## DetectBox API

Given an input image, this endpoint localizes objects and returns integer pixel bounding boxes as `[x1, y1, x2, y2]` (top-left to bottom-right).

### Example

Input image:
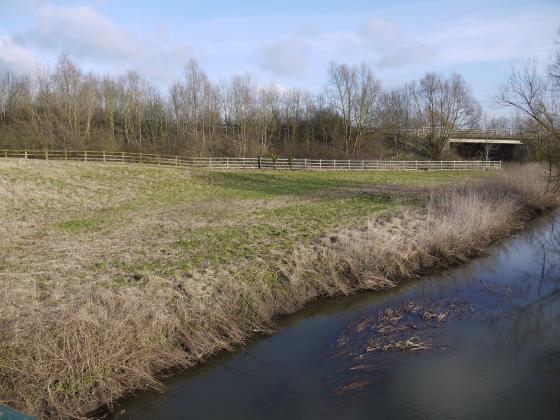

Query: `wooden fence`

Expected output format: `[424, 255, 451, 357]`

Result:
[0, 150, 502, 171]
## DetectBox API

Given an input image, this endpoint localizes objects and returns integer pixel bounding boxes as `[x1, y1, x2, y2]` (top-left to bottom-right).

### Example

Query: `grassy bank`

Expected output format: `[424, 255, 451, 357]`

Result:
[0, 161, 553, 419]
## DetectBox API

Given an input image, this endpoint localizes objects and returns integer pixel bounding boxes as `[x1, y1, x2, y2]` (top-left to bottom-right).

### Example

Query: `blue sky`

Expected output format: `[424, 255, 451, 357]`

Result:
[1, 0, 559, 114]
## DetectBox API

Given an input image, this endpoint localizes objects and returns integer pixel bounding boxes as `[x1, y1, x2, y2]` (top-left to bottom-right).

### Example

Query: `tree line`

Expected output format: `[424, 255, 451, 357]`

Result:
[0, 41, 558, 160]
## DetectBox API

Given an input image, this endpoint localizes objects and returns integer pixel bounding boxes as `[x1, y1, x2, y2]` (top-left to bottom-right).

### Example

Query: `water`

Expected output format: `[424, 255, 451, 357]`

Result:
[112, 214, 560, 420]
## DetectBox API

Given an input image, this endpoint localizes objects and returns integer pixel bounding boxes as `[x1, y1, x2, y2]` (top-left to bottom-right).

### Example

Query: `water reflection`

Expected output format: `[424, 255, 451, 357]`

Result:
[112, 213, 560, 420]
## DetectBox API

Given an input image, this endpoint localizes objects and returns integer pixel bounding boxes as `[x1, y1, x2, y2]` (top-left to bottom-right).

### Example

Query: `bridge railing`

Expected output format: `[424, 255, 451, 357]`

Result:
[452, 128, 534, 138]
[0, 150, 502, 171]
[410, 127, 544, 138]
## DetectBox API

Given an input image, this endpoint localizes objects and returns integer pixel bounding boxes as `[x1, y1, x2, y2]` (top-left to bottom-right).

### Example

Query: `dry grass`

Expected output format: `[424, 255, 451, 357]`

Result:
[0, 161, 555, 419]
[289, 164, 558, 295]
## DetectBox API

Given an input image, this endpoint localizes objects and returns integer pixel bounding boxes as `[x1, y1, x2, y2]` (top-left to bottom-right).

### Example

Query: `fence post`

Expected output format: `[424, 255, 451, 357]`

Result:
[84, 151, 87, 162]
[362, 160, 365, 170]
[319, 159, 322, 170]
[453, 161, 456, 170]
[258, 156, 261, 169]
[139, 152, 142, 164]
[440, 161, 443, 171]
[3, 150, 7, 159]
[45, 150, 48, 160]
[175, 156, 178, 167]
[304, 157, 307, 169]
[209, 156, 212, 169]
[121, 152, 125, 163]
[25, 150, 28, 159]
[348, 159, 350, 169]
[334, 159, 336, 170]
[64, 150, 68, 161]
[415, 161, 418, 170]
[103, 151, 106, 163]
[227, 156, 230, 169]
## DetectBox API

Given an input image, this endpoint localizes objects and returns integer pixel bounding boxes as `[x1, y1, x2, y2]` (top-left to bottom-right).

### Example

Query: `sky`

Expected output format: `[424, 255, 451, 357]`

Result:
[0, 0, 559, 114]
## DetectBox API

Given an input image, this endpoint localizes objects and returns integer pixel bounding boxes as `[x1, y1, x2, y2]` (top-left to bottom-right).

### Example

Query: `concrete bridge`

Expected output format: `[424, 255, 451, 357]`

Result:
[444, 128, 540, 159]
[447, 128, 535, 146]
[399, 127, 543, 145]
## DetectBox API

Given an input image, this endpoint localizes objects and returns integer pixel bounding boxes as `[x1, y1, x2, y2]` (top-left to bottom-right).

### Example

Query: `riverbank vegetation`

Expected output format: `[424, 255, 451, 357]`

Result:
[0, 160, 556, 418]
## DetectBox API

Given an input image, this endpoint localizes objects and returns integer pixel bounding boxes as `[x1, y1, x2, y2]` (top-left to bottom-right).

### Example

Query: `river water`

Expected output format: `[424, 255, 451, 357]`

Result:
[112, 213, 560, 420]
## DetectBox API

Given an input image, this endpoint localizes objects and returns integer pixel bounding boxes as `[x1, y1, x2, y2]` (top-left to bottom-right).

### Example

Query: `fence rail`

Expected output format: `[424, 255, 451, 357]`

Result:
[0, 150, 502, 171]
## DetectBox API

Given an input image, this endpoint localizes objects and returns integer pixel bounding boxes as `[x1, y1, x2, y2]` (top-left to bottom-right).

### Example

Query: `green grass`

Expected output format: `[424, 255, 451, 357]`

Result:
[175, 196, 397, 271]
[2, 160, 491, 279]
[57, 217, 105, 232]
[196, 170, 484, 197]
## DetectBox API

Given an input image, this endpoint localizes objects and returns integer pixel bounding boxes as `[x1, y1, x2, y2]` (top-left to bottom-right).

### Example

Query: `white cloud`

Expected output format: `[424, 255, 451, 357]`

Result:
[34, 4, 142, 60]
[260, 39, 310, 75]
[426, 16, 556, 65]
[377, 42, 435, 69]
[0, 35, 38, 73]
[357, 17, 434, 69]
[138, 45, 193, 83]
[355, 14, 554, 70]
[2, 2, 195, 84]
[359, 18, 401, 51]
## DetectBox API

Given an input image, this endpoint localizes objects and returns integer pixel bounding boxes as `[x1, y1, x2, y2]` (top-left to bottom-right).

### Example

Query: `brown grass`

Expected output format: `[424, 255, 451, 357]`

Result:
[0, 163, 557, 419]
[290, 164, 558, 294]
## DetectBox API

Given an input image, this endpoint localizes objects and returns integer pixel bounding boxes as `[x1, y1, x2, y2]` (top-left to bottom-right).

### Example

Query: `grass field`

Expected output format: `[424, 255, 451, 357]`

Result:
[4, 160, 543, 419]
[1, 160, 481, 280]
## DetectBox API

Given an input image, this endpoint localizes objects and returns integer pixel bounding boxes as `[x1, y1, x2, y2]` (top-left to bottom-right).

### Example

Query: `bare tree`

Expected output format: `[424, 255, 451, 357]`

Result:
[144, 84, 168, 152]
[410, 73, 480, 159]
[255, 85, 280, 154]
[119, 71, 145, 149]
[497, 30, 560, 182]
[169, 80, 187, 149]
[379, 85, 418, 156]
[282, 88, 305, 153]
[326, 62, 381, 156]
[549, 28, 560, 87]
[497, 60, 560, 141]
[101, 76, 119, 149]
[227, 74, 256, 156]
[52, 54, 84, 146]
[0, 72, 14, 125]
